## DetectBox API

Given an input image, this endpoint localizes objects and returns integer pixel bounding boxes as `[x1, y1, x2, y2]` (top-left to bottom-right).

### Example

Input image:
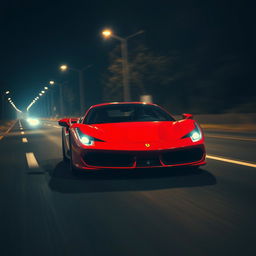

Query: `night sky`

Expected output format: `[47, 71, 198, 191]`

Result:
[0, 0, 255, 112]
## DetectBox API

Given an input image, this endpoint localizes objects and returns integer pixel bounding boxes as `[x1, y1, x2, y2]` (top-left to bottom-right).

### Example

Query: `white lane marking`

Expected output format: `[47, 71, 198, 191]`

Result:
[206, 154, 256, 168]
[21, 131, 25, 135]
[206, 134, 256, 142]
[54, 125, 61, 128]
[22, 138, 28, 143]
[26, 152, 39, 168]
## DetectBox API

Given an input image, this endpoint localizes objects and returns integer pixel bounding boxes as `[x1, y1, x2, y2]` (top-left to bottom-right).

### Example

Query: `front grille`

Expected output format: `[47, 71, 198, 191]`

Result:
[83, 151, 135, 167]
[83, 146, 204, 168]
[161, 147, 204, 165]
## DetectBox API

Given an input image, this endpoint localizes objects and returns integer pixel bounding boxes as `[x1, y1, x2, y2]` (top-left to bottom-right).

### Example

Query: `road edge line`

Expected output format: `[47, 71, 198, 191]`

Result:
[0, 120, 18, 140]
[206, 154, 256, 168]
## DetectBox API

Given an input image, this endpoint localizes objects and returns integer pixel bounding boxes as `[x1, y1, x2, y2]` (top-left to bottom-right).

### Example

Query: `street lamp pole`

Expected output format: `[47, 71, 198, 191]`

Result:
[102, 30, 144, 101]
[49, 81, 55, 117]
[1, 91, 10, 120]
[60, 65, 92, 115]
[120, 38, 130, 101]
[59, 83, 64, 116]
[48, 80, 64, 117]
[78, 69, 85, 114]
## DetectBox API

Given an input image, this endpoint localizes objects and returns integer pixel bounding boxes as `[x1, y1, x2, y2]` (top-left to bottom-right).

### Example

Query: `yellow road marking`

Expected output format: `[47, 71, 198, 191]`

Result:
[206, 154, 256, 168]
[206, 134, 256, 142]
[0, 120, 18, 140]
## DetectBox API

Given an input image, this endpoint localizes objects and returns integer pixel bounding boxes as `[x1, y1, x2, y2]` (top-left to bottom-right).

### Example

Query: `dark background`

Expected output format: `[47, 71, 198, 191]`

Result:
[0, 0, 255, 116]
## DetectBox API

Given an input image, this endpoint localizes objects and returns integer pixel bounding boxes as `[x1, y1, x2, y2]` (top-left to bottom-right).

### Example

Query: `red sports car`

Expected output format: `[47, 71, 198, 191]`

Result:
[58, 102, 206, 173]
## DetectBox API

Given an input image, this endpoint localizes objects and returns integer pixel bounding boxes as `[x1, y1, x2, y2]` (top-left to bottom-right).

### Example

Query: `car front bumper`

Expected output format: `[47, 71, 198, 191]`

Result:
[72, 144, 206, 170]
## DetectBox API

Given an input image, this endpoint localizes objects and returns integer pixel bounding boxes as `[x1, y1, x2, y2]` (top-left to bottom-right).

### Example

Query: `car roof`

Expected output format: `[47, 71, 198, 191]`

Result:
[89, 102, 159, 109]
[82, 102, 174, 120]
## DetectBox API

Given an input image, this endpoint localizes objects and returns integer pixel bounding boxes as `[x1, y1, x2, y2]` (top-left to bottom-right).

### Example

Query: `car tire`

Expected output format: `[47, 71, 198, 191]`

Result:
[62, 130, 68, 162]
[69, 134, 80, 175]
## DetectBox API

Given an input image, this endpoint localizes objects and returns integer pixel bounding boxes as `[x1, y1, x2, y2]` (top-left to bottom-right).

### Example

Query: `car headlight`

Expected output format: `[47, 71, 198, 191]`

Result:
[75, 128, 104, 146]
[27, 118, 40, 126]
[182, 123, 202, 142]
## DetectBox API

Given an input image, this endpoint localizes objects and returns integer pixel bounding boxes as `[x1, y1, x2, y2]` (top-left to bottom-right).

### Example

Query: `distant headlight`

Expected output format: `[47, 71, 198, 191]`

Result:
[27, 118, 40, 126]
[182, 123, 202, 142]
[75, 128, 104, 146]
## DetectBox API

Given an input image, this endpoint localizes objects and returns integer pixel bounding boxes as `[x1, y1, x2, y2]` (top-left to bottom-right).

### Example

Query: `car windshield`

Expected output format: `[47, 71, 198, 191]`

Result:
[84, 104, 175, 124]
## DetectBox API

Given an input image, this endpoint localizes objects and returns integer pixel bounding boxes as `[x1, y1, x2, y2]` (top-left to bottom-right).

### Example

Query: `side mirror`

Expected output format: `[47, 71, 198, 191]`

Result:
[58, 118, 70, 127]
[70, 118, 78, 124]
[182, 113, 193, 119]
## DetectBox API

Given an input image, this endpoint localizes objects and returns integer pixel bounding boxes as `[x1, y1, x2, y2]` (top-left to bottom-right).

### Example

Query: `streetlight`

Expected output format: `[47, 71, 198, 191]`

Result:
[48, 81, 57, 117]
[59, 64, 92, 114]
[48, 80, 64, 116]
[60, 65, 68, 72]
[102, 29, 144, 101]
[102, 30, 112, 37]
[1, 90, 11, 119]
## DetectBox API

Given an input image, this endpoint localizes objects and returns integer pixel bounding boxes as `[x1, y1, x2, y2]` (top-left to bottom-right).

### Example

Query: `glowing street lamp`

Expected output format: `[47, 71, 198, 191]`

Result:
[47, 81, 56, 117]
[49, 79, 64, 116]
[102, 29, 112, 38]
[102, 29, 144, 101]
[59, 64, 92, 113]
[60, 65, 68, 72]
[44, 87, 48, 90]
[2, 91, 11, 119]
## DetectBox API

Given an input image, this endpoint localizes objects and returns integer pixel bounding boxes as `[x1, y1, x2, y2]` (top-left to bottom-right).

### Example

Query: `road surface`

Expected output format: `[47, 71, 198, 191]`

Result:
[0, 119, 256, 256]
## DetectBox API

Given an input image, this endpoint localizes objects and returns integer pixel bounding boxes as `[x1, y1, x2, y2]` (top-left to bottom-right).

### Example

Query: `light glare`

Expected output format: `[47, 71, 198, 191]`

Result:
[102, 30, 112, 38]
[60, 65, 68, 71]
[27, 118, 40, 126]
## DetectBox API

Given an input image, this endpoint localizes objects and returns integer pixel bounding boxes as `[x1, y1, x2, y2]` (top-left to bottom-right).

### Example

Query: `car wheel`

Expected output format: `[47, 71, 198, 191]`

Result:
[62, 130, 68, 162]
[69, 134, 80, 175]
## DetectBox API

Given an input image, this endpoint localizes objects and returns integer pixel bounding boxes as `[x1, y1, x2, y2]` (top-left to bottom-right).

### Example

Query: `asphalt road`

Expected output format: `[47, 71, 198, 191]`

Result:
[0, 119, 256, 256]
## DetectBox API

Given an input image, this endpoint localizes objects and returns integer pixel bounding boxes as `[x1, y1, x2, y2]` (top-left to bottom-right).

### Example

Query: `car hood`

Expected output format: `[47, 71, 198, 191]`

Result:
[77, 120, 195, 145]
